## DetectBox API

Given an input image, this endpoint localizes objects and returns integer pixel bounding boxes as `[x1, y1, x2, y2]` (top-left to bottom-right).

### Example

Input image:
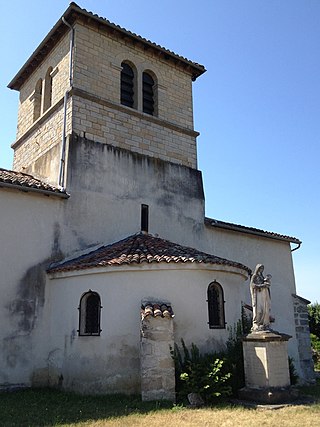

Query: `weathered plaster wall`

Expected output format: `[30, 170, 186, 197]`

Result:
[46, 264, 248, 394]
[202, 225, 302, 377]
[54, 136, 303, 379]
[58, 135, 205, 255]
[0, 188, 65, 389]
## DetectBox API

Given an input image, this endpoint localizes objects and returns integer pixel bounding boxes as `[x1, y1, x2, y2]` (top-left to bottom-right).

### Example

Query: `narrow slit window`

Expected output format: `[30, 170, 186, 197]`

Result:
[207, 281, 225, 329]
[142, 72, 154, 115]
[33, 78, 43, 122]
[78, 291, 102, 336]
[141, 204, 149, 233]
[121, 62, 134, 108]
[43, 66, 53, 112]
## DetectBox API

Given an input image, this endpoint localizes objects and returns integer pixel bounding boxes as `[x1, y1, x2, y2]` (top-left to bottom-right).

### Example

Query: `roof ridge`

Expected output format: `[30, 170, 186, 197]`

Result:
[8, 3, 205, 90]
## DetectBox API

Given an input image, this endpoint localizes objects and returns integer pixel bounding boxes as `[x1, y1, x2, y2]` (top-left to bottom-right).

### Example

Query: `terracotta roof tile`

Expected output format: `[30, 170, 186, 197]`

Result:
[0, 168, 68, 197]
[205, 217, 301, 244]
[73, 3, 205, 76]
[48, 232, 251, 274]
[9, 2, 205, 90]
[141, 302, 174, 320]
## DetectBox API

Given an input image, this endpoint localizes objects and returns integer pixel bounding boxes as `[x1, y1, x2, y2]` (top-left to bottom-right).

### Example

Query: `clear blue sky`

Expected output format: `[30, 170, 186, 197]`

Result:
[0, 1, 319, 302]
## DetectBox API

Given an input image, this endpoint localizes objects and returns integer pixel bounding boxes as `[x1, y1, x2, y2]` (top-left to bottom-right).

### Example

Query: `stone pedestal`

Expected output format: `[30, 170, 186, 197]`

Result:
[240, 331, 296, 403]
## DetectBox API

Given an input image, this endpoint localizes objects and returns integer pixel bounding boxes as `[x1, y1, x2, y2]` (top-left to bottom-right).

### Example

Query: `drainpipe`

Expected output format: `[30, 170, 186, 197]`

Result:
[291, 242, 301, 252]
[58, 17, 74, 189]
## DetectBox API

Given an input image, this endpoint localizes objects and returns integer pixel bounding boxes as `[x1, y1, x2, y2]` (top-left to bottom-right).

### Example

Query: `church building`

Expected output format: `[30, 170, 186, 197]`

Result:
[0, 3, 313, 397]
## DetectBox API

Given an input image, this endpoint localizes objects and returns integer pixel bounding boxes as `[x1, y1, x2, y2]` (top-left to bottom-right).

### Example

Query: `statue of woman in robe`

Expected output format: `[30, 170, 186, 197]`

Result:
[250, 264, 271, 332]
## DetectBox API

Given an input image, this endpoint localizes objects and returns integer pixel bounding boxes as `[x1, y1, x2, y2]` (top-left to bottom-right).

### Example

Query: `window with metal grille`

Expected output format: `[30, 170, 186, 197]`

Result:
[78, 290, 102, 336]
[207, 281, 225, 329]
[142, 72, 154, 115]
[121, 62, 135, 108]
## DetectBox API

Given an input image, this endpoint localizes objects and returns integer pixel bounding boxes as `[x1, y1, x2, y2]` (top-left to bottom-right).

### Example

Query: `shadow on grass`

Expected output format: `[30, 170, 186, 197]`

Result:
[0, 388, 174, 427]
[1, 381, 320, 426]
[298, 377, 320, 400]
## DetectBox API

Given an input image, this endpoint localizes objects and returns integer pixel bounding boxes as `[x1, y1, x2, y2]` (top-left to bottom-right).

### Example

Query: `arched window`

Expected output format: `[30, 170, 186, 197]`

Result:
[78, 290, 102, 336]
[121, 62, 135, 108]
[43, 66, 53, 112]
[33, 78, 43, 122]
[142, 71, 154, 115]
[207, 281, 225, 329]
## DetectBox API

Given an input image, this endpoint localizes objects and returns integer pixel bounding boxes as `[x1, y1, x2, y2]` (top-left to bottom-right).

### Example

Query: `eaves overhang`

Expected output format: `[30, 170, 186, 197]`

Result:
[0, 168, 69, 198]
[8, 2, 206, 91]
[205, 217, 301, 245]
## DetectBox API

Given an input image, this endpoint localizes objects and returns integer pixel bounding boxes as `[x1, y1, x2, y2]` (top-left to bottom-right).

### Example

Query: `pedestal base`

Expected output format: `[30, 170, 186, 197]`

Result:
[242, 331, 291, 389]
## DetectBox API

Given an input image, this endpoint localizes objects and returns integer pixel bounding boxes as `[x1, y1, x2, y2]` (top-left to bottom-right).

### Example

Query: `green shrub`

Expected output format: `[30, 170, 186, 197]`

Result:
[171, 340, 232, 403]
[308, 302, 320, 339]
[171, 310, 253, 402]
[310, 333, 320, 371]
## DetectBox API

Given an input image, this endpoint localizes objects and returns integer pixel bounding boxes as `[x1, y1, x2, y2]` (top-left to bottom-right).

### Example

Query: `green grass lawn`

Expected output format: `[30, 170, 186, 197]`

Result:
[1, 380, 320, 427]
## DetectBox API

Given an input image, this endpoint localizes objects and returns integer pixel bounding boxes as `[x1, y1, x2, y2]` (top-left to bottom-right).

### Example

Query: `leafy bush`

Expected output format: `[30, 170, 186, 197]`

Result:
[308, 302, 320, 339]
[171, 340, 232, 403]
[310, 333, 320, 371]
[171, 310, 257, 402]
[308, 303, 320, 371]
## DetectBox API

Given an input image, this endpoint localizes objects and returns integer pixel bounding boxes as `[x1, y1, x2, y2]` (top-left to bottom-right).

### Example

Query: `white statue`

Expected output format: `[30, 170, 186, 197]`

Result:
[250, 264, 272, 332]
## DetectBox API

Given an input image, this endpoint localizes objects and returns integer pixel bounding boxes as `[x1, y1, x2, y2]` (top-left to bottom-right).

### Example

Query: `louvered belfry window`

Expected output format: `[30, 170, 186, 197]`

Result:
[207, 281, 225, 329]
[78, 291, 101, 336]
[142, 72, 154, 115]
[121, 62, 134, 108]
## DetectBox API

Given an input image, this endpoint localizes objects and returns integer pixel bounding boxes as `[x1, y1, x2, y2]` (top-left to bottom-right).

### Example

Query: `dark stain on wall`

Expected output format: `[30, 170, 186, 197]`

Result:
[4, 223, 65, 369]
[8, 263, 46, 333]
[67, 133, 204, 200]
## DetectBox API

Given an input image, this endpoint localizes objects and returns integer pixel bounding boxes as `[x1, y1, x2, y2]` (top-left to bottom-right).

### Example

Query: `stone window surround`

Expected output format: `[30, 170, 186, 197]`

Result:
[112, 56, 161, 117]
[29, 66, 59, 124]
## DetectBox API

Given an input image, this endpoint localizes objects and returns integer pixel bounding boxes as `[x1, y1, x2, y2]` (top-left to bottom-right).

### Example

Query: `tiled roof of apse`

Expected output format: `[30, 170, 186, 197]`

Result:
[0, 168, 68, 197]
[8, 2, 206, 90]
[48, 232, 251, 274]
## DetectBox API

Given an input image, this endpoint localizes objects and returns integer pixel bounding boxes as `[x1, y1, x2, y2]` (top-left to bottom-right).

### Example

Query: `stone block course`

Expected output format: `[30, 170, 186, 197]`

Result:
[292, 295, 314, 382]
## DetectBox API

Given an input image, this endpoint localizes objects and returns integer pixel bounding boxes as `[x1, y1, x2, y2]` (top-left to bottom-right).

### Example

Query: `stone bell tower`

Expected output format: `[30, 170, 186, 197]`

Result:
[8, 2, 205, 187]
